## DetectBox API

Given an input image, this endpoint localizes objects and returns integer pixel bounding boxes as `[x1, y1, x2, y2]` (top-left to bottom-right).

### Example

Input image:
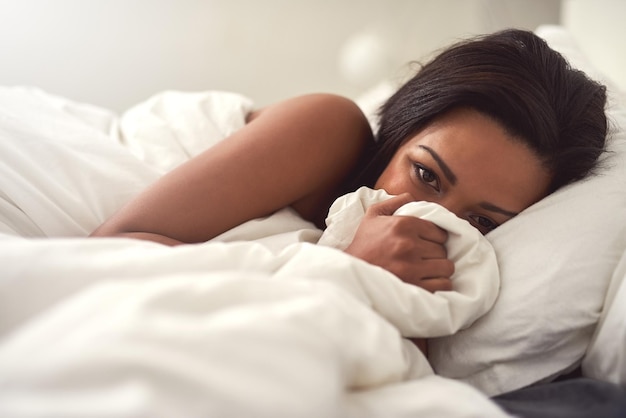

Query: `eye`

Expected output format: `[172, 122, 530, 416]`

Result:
[468, 215, 499, 234]
[413, 163, 441, 191]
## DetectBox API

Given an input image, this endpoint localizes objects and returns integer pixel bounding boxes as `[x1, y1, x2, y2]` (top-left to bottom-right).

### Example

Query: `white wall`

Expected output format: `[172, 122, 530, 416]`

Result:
[0, 0, 560, 112]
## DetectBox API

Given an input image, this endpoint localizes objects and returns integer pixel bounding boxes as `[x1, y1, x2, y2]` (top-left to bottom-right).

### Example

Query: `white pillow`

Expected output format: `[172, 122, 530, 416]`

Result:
[542, 23, 626, 389]
[427, 26, 626, 396]
[582, 251, 626, 386]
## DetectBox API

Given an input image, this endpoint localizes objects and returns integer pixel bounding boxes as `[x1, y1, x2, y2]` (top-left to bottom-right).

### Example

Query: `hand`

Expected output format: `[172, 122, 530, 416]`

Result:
[344, 193, 454, 292]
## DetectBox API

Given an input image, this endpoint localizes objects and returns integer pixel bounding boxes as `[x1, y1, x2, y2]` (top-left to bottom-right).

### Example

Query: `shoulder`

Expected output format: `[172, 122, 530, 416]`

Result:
[248, 93, 370, 128]
[247, 94, 375, 225]
[247, 93, 373, 145]
[247, 93, 374, 175]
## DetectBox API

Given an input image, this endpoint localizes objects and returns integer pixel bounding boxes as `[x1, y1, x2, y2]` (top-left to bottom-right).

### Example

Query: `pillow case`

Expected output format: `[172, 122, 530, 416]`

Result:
[582, 250, 626, 387]
[427, 25, 626, 395]
[542, 23, 626, 390]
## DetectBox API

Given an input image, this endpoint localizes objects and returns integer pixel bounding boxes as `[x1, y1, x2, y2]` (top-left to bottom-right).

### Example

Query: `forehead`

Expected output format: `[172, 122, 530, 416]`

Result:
[402, 108, 551, 207]
[403, 108, 526, 161]
[405, 108, 508, 146]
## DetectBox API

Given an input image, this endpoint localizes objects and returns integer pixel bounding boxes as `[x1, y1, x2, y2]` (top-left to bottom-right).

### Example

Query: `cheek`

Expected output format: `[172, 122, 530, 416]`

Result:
[374, 164, 414, 196]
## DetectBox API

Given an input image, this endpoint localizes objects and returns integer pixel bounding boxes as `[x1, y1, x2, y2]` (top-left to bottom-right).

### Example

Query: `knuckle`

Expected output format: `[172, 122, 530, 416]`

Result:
[444, 260, 455, 277]
[365, 201, 383, 215]
[439, 280, 454, 292]
[390, 215, 417, 233]
[393, 264, 412, 282]
[431, 243, 447, 258]
[390, 236, 415, 256]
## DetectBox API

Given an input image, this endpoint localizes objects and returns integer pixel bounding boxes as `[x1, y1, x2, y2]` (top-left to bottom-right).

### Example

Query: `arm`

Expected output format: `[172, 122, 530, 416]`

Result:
[90, 94, 373, 244]
[91, 93, 452, 294]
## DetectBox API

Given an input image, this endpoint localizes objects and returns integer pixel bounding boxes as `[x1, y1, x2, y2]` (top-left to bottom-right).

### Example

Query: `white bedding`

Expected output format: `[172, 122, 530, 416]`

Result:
[1, 25, 625, 417]
[0, 239, 505, 418]
[0, 87, 510, 417]
[359, 26, 626, 396]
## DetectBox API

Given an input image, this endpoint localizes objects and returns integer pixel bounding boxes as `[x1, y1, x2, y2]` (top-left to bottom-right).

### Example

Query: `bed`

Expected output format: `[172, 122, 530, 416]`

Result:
[1, 21, 625, 418]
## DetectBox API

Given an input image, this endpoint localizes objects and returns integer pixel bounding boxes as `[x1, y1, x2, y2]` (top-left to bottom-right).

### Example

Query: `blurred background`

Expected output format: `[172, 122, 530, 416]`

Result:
[0, 0, 622, 112]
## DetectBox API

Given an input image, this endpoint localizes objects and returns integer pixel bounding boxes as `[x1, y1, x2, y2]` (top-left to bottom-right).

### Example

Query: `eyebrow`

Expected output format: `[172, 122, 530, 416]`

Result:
[418, 145, 457, 185]
[479, 202, 519, 218]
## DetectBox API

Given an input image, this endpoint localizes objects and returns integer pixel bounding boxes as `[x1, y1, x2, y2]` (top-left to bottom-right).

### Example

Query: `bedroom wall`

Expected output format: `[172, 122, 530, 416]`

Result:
[0, 0, 560, 112]
[561, 0, 626, 92]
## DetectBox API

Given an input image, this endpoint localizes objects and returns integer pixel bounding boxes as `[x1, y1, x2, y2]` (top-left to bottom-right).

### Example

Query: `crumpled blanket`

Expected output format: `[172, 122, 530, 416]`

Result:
[0, 88, 510, 418]
[0, 203, 503, 418]
[319, 186, 500, 339]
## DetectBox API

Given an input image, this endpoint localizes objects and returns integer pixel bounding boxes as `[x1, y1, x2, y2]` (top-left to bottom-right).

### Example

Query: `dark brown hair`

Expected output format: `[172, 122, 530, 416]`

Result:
[355, 29, 608, 193]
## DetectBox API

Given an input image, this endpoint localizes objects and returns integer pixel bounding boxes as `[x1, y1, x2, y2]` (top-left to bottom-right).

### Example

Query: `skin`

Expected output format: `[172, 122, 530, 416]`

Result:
[91, 94, 371, 245]
[345, 107, 551, 292]
[354, 107, 552, 356]
[374, 107, 551, 234]
[91, 95, 552, 294]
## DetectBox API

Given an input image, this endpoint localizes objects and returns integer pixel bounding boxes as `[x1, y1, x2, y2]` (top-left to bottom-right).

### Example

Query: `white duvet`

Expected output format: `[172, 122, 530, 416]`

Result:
[0, 88, 510, 417]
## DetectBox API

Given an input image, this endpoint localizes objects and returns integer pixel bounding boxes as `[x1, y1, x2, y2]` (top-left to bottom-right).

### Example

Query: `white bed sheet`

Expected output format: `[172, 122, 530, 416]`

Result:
[0, 224, 506, 418]
[3, 21, 625, 410]
[0, 87, 511, 417]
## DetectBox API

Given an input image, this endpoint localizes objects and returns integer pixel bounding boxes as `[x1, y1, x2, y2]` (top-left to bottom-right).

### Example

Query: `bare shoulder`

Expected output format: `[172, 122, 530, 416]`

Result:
[248, 93, 370, 126]
[246, 94, 373, 161]
[247, 93, 374, 224]
[91, 93, 374, 243]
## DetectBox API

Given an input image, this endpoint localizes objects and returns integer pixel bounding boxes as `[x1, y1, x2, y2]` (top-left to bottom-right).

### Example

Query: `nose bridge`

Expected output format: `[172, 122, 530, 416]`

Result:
[435, 195, 465, 219]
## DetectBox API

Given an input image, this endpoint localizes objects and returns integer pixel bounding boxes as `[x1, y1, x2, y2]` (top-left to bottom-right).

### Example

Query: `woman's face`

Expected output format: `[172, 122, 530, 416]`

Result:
[374, 107, 552, 234]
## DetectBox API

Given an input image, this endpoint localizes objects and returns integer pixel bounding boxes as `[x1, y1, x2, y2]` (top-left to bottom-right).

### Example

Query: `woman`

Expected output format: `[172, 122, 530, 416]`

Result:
[91, 29, 607, 293]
